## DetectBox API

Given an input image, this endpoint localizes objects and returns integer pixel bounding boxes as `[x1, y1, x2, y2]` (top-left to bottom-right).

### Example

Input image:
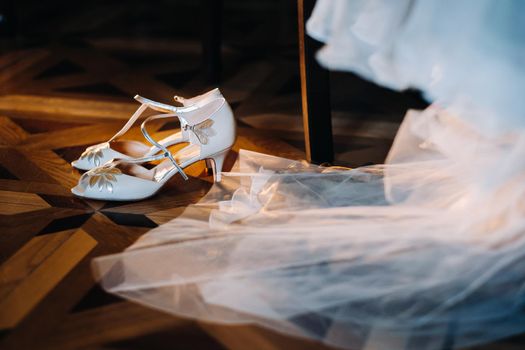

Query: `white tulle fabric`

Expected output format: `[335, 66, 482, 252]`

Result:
[308, 0, 525, 133]
[92, 1, 525, 349]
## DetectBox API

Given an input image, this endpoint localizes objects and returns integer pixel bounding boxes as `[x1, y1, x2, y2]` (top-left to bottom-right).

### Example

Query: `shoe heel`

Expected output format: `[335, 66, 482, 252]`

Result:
[207, 150, 229, 182]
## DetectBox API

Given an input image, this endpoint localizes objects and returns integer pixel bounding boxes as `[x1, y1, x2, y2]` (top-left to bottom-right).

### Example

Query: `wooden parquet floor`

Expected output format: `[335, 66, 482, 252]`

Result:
[0, 40, 335, 350]
[1, 38, 524, 350]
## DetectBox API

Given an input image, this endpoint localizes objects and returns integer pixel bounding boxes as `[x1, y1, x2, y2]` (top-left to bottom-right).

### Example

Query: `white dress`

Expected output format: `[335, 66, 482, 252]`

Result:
[93, 1, 525, 349]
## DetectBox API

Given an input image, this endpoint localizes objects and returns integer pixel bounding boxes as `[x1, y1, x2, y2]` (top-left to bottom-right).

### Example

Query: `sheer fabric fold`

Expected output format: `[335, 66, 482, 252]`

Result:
[93, 107, 525, 348]
[93, 0, 525, 348]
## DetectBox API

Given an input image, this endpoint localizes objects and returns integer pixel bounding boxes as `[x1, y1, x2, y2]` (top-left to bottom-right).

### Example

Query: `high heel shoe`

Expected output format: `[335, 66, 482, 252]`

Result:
[71, 97, 236, 201]
[71, 88, 223, 171]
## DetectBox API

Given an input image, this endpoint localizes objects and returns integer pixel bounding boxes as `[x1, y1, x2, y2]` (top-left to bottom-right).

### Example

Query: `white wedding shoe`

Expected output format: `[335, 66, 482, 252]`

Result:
[71, 88, 223, 171]
[71, 97, 236, 201]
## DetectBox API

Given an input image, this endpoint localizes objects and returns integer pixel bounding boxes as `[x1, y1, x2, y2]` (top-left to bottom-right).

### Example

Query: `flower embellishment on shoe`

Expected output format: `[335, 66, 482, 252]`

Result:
[84, 165, 122, 192]
[183, 119, 216, 144]
[79, 143, 109, 167]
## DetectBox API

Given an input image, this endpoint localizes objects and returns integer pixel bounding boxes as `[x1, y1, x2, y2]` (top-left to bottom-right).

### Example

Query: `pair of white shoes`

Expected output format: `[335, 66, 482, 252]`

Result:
[71, 88, 236, 201]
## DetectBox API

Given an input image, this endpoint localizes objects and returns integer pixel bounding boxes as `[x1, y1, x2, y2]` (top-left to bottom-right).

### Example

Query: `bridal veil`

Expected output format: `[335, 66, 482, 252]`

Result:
[93, 1, 525, 348]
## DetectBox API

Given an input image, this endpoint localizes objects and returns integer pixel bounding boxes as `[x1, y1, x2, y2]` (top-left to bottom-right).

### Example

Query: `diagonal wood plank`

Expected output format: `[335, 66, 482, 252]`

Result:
[0, 190, 51, 215]
[0, 50, 50, 87]
[0, 95, 137, 120]
[20, 149, 81, 189]
[43, 302, 190, 349]
[19, 122, 123, 150]
[0, 208, 89, 265]
[0, 116, 29, 145]
[0, 179, 71, 196]
[0, 229, 75, 300]
[0, 229, 97, 329]
[0, 147, 59, 184]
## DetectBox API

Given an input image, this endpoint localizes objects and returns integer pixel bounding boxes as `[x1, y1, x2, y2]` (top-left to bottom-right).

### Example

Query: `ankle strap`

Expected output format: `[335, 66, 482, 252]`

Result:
[134, 95, 199, 113]
[109, 95, 198, 143]
[106, 113, 189, 181]
[139, 113, 189, 180]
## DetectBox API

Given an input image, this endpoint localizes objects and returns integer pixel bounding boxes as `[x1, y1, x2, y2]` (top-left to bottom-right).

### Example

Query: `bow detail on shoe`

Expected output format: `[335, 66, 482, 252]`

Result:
[183, 119, 216, 144]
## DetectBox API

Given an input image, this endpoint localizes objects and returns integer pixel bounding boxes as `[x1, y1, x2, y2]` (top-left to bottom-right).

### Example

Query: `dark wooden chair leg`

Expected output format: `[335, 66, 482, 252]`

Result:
[297, 0, 334, 164]
[201, 0, 223, 83]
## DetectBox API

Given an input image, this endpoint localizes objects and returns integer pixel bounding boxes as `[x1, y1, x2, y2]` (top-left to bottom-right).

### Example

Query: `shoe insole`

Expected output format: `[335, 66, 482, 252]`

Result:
[116, 144, 201, 182]
[110, 131, 184, 158]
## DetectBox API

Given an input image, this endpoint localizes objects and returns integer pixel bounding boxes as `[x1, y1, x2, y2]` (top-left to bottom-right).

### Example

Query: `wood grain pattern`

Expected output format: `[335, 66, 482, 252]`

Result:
[0, 95, 136, 120]
[1, 29, 504, 350]
[0, 190, 50, 214]
[0, 229, 97, 329]
[0, 40, 307, 348]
